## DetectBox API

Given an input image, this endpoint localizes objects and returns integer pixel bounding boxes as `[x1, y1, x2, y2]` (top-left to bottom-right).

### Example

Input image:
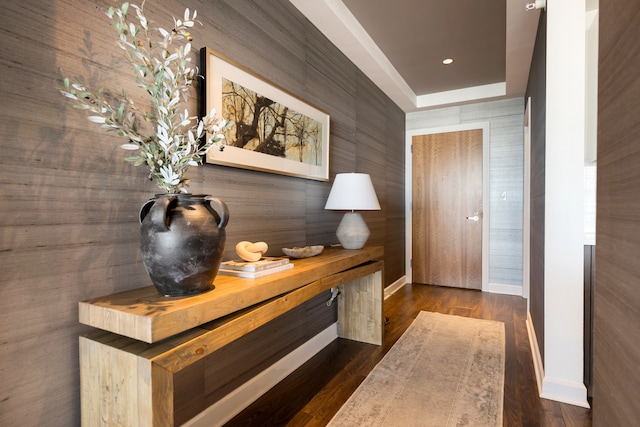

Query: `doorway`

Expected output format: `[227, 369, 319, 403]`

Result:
[405, 122, 490, 291]
[412, 129, 483, 289]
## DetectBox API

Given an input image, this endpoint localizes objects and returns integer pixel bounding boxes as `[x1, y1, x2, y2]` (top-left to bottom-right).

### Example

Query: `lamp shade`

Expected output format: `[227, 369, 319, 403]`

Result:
[324, 173, 380, 211]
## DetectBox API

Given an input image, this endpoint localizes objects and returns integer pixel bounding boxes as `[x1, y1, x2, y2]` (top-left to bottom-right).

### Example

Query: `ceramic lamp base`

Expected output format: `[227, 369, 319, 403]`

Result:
[336, 212, 370, 249]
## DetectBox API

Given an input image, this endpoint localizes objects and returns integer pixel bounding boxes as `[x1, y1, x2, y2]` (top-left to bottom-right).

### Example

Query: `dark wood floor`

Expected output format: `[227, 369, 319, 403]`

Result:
[226, 284, 592, 426]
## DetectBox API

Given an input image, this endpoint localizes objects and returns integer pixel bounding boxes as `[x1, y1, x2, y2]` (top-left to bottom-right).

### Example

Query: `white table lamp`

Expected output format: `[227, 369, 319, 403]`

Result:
[324, 173, 381, 249]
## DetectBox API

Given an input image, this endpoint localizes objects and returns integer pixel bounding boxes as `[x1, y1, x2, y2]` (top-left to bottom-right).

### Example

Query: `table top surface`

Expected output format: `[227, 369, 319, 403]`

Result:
[78, 246, 384, 343]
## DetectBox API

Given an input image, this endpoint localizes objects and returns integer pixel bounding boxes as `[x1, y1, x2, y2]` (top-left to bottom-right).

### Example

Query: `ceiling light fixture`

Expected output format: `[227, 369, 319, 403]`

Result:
[442, 58, 454, 65]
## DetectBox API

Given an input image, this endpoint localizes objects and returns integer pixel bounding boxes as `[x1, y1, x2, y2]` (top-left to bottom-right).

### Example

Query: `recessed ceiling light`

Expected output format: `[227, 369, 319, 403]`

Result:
[442, 58, 454, 65]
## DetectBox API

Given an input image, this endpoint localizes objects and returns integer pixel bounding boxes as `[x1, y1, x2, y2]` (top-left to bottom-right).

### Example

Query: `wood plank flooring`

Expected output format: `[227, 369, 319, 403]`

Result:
[226, 284, 592, 426]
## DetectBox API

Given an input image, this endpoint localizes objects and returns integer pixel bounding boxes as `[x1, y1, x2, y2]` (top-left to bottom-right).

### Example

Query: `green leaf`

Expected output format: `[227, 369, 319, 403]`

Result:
[58, 1, 226, 194]
[117, 102, 126, 119]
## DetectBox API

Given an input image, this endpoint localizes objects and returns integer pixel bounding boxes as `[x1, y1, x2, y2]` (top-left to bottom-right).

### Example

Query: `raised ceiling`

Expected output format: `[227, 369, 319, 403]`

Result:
[289, 0, 541, 112]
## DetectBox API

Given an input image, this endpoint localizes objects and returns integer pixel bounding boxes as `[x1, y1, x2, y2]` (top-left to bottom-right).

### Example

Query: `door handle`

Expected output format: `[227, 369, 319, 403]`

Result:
[466, 212, 480, 222]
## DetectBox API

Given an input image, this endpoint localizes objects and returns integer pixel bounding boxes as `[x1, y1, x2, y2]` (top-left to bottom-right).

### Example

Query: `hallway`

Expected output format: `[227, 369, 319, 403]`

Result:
[228, 284, 592, 426]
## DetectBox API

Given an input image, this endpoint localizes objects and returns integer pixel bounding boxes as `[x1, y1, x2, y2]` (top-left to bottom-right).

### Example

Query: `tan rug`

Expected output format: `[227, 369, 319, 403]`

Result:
[328, 311, 505, 427]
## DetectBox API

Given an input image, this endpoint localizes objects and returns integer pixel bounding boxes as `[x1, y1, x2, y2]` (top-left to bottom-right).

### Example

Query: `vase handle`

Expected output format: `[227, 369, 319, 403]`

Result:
[139, 195, 177, 232]
[205, 196, 230, 229]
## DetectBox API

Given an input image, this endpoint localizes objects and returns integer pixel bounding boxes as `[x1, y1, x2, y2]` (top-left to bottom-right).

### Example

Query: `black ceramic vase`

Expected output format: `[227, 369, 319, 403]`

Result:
[139, 194, 229, 296]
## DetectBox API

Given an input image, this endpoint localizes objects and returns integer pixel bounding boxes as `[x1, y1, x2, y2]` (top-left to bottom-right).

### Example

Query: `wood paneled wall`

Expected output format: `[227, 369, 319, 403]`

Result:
[525, 12, 547, 366]
[0, 0, 405, 425]
[594, 0, 640, 424]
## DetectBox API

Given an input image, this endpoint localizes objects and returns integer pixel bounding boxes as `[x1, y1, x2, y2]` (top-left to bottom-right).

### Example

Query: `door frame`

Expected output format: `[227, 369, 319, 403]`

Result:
[405, 122, 490, 291]
[523, 97, 532, 307]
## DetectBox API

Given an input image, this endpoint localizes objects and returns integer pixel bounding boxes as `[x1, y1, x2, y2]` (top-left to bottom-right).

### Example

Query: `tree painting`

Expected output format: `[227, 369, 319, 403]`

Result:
[221, 78, 323, 166]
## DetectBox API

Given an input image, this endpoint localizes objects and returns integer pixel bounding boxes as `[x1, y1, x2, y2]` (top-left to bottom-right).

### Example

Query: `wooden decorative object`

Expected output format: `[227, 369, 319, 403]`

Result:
[281, 245, 324, 258]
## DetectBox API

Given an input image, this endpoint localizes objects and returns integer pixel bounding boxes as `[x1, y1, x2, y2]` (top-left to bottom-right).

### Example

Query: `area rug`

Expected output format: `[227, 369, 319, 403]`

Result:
[327, 311, 505, 427]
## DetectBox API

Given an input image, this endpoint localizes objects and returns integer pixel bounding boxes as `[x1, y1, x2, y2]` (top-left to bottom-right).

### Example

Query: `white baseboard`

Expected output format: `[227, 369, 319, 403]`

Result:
[184, 324, 339, 427]
[526, 311, 590, 408]
[384, 276, 407, 299]
[486, 282, 523, 296]
[541, 377, 590, 408]
[526, 311, 544, 395]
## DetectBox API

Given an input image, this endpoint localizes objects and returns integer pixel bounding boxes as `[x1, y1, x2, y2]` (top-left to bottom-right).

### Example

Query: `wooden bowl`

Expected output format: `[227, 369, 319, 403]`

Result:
[282, 245, 324, 258]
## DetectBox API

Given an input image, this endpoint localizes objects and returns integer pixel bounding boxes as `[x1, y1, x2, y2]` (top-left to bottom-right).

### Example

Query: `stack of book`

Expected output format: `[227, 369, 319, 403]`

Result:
[218, 257, 293, 278]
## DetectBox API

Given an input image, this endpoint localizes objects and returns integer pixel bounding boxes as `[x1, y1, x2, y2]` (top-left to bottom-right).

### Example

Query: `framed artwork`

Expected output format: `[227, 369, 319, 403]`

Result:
[201, 48, 330, 181]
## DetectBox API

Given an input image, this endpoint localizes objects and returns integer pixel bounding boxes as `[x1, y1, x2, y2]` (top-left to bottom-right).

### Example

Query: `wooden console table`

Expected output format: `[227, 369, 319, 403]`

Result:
[79, 246, 384, 426]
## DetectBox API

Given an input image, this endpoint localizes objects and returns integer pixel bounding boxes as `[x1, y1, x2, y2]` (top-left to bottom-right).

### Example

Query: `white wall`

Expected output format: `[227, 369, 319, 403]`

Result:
[540, 0, 589, 407]
[585, 2, 599, 164]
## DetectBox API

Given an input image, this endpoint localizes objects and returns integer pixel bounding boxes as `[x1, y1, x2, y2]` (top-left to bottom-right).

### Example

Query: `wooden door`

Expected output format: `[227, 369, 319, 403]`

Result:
[412, 130, 483, 289]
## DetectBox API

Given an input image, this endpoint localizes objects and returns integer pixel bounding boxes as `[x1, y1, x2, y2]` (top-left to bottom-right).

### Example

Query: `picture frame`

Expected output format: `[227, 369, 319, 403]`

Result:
[200, 48, 330, 181]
